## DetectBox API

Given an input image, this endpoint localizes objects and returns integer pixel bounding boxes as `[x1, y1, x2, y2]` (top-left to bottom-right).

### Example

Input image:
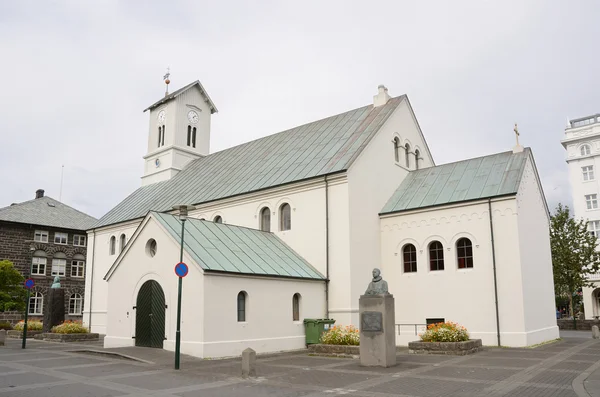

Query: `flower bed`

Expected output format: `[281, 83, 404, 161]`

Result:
[308, 344, 360, 356]
[0, 321, 12, 331]
[40, 332, 99, 342]
[7, 330, 43, 338]
[14, 320, 43, 331]
[51, 321, 89, 334]
[420, 322, 469, 342]
[320, 325, 360, 346]
[409, 321, 481, 355]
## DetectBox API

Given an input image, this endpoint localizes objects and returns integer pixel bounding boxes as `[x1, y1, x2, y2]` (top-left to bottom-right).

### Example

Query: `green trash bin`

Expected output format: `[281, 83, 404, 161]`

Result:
[303, 318, 336, 344]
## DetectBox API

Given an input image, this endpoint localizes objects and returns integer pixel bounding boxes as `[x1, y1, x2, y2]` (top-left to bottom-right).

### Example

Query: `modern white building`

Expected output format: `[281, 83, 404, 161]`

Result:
[561, 114, 600, 319]
[83, 81, 558, 358]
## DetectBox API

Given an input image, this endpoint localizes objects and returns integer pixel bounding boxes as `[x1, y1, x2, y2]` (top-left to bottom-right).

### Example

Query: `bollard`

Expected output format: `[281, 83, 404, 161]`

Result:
[592, 325, 600, 339]
[0, 329, 5, 346]
[241, 348, 256, 378]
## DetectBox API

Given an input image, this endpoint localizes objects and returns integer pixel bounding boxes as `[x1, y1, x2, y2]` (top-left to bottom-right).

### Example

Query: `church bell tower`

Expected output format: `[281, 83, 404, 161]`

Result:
[141, 76, 218, 186]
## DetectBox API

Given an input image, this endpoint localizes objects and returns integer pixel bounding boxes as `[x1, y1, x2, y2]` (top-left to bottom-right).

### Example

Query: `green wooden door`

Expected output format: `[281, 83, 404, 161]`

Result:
[135, 280, 165, 348]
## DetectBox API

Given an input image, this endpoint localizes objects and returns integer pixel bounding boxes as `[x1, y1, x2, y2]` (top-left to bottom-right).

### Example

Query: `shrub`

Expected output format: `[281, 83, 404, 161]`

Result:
[0, 321, 12, 330]
[51, 320, 88, 334]
[13, 320, 43, 331]
[320, 325, 360, 345]
[419, 321, 469, 342]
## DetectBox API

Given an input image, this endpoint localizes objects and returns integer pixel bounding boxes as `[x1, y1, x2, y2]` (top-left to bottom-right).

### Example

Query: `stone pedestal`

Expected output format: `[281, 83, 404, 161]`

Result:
[0, 329, 5, 346]
[359, 294, 396, 367]
[242, 348, 256, 378]
[43, 288, 65, 333]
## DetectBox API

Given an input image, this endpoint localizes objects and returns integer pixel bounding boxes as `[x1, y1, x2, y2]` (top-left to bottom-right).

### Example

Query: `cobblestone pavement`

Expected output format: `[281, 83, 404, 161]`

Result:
[1, 333, 600, 396]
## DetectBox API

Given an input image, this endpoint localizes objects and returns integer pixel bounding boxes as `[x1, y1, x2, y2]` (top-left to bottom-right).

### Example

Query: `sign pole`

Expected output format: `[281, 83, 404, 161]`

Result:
[22, 279, 35, 349]
[175, 218, 186, 370]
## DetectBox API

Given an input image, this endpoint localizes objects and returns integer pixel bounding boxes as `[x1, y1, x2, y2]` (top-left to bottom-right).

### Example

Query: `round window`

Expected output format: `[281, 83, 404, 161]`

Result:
[145, 239, 157, 257]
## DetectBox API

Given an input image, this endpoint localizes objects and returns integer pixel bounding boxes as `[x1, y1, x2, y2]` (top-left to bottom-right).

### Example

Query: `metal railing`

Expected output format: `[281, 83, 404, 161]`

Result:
[396, 324, 427, 336]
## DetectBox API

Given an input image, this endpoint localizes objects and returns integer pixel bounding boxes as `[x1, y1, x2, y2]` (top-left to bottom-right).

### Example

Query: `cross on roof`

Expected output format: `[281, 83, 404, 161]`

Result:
[514, 123, 520, 146]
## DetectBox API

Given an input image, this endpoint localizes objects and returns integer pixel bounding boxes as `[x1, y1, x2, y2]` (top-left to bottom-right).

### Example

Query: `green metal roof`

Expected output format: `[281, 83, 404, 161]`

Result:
[154, 212, 325, 279]
[381, 148, 530, 214]
[0, 196, 97, 230]
[95, 96, 405, 228]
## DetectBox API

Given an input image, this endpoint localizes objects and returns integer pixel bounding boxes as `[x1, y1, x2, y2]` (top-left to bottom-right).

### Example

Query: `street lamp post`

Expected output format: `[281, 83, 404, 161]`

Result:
[173, 204, 194, 370]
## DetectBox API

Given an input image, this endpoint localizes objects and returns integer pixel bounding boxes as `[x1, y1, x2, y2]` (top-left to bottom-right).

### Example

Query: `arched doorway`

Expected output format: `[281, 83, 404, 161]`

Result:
[593, 288, 600, 319]
[135, 280, 165, 348]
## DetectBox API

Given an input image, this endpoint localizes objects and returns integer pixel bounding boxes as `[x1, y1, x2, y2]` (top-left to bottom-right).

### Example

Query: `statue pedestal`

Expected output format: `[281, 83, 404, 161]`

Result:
[43, 288, 65, 333]
[359, 294, 396, 367]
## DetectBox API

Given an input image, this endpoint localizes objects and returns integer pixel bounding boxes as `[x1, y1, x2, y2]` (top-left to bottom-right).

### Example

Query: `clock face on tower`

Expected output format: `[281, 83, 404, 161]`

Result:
[157, 110, 166, 123]
[187, 110, 199, 124]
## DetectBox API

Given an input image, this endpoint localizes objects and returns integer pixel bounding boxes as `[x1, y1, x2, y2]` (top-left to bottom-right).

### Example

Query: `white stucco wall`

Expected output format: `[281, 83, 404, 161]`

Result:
[202, 274, 325, 358]
[380, 197, 544, 347]
[345, 98, 433, 326]
[84, 221, 140, 335]
[515, 157, 559, 345]
[103, 215, 326, 359]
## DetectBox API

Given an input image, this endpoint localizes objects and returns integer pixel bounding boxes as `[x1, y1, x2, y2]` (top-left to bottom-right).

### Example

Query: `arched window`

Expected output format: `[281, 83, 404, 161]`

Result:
[161, 125, 165, 146]
[403, 244, 417, 273]
[581, 145, 591, 156]
[280, 203, 291, 231]
[192, 127, 197, 148]
[260, 207, 271, 232]
[71, 254, 85, 277]
[52, 252, 66, 276]
[429, 241, 444, 271]
[393, 137, 400, 163]
[405, 143, 411, 168]
[292, 293, 301, 321]
[415, 149, 420, 170]
[29, 292, 43, 315]
[187, 125, 192, 146]
[214, 215, 223, 224]
[119, 234, 127, 253]
[158, 126, 162, 147]
[31, 250, 47, 276]
[457, 238, 474, 269]
[109, 236, 116, 255]
[69, 293, 83, 315]
[237, 291, 247, 322]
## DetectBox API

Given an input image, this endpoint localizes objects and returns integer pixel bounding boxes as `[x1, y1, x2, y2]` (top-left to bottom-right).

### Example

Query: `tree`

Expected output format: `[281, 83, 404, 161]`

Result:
[0, 260, 26, 312]
[550, 204, 600, 323]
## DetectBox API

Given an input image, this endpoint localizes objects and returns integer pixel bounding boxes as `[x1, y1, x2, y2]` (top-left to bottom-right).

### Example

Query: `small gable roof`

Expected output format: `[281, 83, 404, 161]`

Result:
[144, 80, 218, 114]
[0, 196, 97, 230]
[96, 96, 405, 228]
[381, 148, 531, 215]
[105, 212, 324, 280]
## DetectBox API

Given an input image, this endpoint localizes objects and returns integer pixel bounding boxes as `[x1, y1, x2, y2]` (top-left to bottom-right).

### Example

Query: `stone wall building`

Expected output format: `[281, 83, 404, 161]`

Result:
[0, 189, 96, 322]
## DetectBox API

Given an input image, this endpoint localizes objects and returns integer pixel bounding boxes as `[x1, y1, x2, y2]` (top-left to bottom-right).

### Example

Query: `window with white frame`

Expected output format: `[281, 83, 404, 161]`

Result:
[583, 166, 595, 181]
[119, 234, 126, 253]
[29, 292, 43, 315]
[73, 235, 86, 247]
[31, 250, 47, 275]
[71, 254, 85, 277]
[279, 203, 291, 231]
[52, 253, 66, 276]
[581, 145, 592, 156]
[586, 194, 599, 210]
[54, 232, 68, 245]
[589, 221, 600, 238]
[109, 236, 116, 255]
[69, 294, 83, 315]
[34, 230, 48, 243]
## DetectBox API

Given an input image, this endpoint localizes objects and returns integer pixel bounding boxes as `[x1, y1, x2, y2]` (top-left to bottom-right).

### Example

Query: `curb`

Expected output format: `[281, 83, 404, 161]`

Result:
[573, 359, 600, 397]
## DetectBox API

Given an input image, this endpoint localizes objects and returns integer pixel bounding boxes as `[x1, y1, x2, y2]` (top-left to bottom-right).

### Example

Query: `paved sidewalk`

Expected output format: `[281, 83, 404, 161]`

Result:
[0, 332, 599, 396]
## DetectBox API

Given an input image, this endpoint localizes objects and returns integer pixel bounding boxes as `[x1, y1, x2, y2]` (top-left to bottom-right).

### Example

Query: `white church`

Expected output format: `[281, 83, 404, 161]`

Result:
[83, 80, 559, 358]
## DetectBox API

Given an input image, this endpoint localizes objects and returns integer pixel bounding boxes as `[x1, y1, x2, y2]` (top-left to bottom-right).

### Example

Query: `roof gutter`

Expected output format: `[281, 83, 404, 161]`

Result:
[325, 175, 330, 319]
[203, 269, 325, 282]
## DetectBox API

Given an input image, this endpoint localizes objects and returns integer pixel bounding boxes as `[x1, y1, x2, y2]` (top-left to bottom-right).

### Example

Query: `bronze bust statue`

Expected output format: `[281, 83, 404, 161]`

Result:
[51, 275, 61, 289]
[365, 268, 389, 295]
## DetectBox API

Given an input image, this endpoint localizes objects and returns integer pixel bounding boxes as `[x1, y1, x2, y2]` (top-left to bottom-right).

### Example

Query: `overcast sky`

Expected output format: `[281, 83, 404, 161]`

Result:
[0, 1, 598, 219]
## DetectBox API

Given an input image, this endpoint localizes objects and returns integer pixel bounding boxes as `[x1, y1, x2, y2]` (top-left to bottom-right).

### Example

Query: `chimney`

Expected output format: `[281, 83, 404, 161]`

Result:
[373, 85, 391, 107]
[35, 189, 44, 199]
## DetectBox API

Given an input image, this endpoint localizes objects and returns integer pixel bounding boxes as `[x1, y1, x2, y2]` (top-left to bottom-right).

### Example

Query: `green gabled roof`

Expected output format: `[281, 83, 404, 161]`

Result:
[154, 212, 325, 280]
[381, 148, 530, 215]
[95, 96, 405, 228]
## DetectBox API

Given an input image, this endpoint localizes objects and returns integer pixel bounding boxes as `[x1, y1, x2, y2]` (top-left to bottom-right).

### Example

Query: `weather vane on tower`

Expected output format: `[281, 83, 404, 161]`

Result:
[164, 67, 171, 96]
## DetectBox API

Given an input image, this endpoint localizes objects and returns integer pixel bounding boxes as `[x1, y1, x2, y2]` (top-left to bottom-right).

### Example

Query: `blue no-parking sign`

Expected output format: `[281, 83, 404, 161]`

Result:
[174, 262, 189, 278]
[24, 279, 35, 289]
